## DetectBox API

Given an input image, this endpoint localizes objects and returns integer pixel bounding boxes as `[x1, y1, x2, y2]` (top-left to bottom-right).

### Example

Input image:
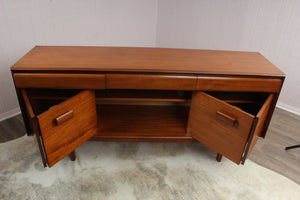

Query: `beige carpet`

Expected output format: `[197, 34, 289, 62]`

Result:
[0, 136, 299, 200]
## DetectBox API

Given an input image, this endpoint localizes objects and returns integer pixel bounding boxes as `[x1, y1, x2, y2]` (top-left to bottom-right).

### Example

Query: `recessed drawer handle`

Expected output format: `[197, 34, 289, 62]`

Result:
[216, 110, 238, 127]
[55, 110, 74, 126]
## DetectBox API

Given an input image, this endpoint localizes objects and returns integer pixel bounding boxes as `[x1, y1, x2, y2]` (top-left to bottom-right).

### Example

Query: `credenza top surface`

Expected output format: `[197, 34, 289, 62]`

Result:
[11, 46, 285, 77]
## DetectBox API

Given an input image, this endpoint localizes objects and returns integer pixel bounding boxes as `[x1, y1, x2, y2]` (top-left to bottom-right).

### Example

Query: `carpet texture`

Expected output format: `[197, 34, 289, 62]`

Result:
[0, 136, 299, 200]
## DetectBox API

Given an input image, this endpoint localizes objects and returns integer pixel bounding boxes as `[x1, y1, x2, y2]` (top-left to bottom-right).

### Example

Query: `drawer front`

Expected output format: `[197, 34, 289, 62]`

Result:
[37, 90, 98, 167]
[106, 74, 197, 90]
[189, 92, 255, 164]
[197, 76, 282, 92]
[13, 73, 105, 89]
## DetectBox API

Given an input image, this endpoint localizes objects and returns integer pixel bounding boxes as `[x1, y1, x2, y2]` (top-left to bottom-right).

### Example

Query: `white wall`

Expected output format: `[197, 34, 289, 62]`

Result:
[156, 0, 300, 114]
[1, 0, 300, 120]
[0, 0, 158, 120]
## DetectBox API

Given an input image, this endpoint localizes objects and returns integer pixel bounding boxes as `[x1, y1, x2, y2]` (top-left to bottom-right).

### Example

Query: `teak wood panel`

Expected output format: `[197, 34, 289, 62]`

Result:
[106, 74, 197, 90]
[189, 92, 255, 164]
[11, 46, 285, 77]
[13, 73, 105, 89]
[196, 76, 282, 92]
[37, 90, 98, 167]
[242, 94, 274, 163]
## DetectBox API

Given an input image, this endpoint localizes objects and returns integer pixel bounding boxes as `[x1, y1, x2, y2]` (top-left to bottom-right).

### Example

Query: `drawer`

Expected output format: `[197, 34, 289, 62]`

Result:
[197, 76, 282, 92]
[106, 74, 197, 90]
[14, 73, 105, 89]
[189, 91, 274, 164]
[21, 90, 98, 167]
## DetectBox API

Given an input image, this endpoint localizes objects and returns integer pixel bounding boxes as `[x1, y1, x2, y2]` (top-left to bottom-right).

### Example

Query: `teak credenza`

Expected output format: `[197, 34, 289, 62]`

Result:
[11, 46, 285, 167]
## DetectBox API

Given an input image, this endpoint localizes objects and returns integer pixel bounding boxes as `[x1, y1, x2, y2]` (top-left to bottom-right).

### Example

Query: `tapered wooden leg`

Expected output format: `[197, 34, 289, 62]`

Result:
[216, 153, 222, 162]
[70, 151, 76, 161]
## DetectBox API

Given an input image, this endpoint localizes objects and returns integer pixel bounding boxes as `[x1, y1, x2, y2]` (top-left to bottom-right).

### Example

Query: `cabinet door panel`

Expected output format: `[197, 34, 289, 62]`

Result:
[37, 90, 98, 167]
[189, 92, 255, 164]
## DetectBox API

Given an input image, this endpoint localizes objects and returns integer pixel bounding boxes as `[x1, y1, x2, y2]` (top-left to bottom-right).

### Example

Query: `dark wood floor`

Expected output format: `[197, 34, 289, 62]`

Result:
[0, 108, 299, 184]
[0, 114, 25, 143]
[249, 108, 300, 185]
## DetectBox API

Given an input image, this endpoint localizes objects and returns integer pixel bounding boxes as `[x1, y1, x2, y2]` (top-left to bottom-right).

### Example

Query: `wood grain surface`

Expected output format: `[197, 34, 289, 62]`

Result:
[94, 104, 192, 142]
[188, 92, 255, 164]
[13, 73, 105, 89]
[11, 46, 285, 77]
[106, 74, 197, 90]
[196, 76, 282, 92]
[37, 90, 97, 167]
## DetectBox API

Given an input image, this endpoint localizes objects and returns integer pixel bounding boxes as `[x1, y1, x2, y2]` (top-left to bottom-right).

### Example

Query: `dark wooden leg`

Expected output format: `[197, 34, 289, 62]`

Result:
[216, 153, 222, 162]
[70, 151, 76, 161]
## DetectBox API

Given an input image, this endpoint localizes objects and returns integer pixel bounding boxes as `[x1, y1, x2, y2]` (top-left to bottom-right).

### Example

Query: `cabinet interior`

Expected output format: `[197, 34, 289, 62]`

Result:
[206, 91, 269, 116]
[26, 89, 270, 139]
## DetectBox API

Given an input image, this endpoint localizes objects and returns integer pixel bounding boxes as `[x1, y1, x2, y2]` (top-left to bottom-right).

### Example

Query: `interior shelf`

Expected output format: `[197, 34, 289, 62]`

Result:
[93, 104, 193, 142]
[27, 89, 270, 120]
[28, 89, 192, 103]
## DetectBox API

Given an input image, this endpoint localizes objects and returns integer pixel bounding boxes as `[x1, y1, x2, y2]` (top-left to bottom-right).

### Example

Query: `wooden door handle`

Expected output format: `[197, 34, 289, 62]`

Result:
[55, 110, 74, 125]
[216, 110, 238, 127]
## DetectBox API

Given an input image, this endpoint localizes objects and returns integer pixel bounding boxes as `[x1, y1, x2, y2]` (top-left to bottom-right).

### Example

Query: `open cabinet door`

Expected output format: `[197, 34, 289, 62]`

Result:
[23, 90, 98, 167]
[37, 90, 98, 167]
[188, 92, 255, 164]
[241, 94, 274, 164]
